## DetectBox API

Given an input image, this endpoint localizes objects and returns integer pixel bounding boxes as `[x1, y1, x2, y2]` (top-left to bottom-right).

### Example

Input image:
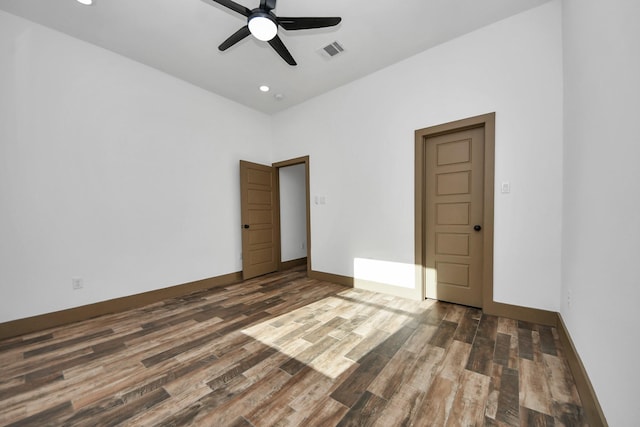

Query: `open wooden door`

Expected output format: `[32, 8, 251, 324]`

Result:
[240, 160, 278, 280]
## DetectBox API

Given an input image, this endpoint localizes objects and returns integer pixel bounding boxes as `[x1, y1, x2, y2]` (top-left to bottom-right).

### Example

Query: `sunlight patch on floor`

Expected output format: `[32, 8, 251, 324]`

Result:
[242, 288, 435, 379]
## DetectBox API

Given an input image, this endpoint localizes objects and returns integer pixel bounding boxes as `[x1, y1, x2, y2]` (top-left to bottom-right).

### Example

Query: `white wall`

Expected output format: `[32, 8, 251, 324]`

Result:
[0, 11, 272, 323]
[273, 1, 564, 307]
[561, 0, 640, 424]
[279, 164, 307, 262]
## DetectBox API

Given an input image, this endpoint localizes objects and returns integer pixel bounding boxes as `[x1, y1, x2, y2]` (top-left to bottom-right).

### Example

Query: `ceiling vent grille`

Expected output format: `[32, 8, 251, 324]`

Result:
[319, 41, 345, 59]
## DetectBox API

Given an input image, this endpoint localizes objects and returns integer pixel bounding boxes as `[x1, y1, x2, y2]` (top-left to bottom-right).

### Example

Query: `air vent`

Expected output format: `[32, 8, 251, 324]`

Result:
[319, 41, 345, 59]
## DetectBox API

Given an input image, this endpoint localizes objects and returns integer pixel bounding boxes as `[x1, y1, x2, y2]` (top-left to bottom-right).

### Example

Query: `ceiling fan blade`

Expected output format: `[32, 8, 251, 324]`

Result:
[277, 17, 341, 31]
[219, 26, 251, 51]
[268, 35, 297, 66]
[209, 0, 251, 17]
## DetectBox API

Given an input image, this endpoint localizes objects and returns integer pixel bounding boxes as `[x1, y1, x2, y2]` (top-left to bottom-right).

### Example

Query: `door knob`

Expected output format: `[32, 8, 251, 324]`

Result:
[473, 225, 482, 231]
[243, 224, 250, 229]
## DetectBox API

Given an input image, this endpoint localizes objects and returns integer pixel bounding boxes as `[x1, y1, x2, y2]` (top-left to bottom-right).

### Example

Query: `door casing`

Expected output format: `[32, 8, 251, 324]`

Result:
[415, 113, 495, 307]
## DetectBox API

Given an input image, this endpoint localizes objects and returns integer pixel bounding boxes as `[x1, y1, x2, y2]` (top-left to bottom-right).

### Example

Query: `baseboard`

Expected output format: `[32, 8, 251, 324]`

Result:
[280, 257, 307, 271]
[556, 313, 608, 427]
[0, 271, 242, 341]
[308, 270, 557, 326]
[308, 269, 354, 287]
[483, 300, 558, 326]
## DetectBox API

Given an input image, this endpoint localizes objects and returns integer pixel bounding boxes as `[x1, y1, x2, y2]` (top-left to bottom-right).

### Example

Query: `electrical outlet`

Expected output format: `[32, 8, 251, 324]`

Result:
[72, 277, 83, 290]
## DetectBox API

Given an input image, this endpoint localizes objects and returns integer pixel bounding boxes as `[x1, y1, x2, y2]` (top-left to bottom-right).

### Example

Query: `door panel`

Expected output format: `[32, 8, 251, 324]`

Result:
[426, 128, 484, 307]
[437, 171, 471, 195]
[436, 262, 469, 287]
[436, 234, 469, 256]
[436, 203, 470, 225]
[240, 160, 278, 280]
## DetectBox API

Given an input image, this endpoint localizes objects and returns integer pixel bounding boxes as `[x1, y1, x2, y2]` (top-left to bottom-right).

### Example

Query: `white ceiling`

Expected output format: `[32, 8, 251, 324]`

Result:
[0, 0, 551, 114]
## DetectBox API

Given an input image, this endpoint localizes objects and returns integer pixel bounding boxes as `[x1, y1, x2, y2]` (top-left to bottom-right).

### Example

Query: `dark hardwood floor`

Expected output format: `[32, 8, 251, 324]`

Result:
[0, 267, 586, 426]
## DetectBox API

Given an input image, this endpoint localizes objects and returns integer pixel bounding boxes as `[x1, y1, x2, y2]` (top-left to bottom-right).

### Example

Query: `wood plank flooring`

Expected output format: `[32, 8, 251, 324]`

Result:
[0, 267, 587, 426]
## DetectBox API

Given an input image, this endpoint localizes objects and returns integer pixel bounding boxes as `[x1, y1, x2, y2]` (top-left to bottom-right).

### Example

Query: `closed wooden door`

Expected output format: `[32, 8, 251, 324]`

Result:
[425, 127, 484, 307]
[240, 160, 278, 280]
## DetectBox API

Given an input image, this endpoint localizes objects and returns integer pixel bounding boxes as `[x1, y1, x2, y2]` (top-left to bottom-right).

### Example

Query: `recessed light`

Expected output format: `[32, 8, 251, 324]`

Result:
[259, 85, 270, 93]
[76, 0, 93, 5]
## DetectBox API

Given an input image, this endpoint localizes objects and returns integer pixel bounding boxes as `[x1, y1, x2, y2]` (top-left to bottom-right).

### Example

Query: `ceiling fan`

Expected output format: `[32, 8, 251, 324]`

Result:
[209, 0, 341, 66]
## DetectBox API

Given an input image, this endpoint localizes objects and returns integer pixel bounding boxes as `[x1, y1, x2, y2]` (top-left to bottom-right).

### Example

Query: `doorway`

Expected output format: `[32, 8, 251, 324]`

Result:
[239, 156, 311, 280]
[277, 163, 308, 271]
[415, 113, 495, 308]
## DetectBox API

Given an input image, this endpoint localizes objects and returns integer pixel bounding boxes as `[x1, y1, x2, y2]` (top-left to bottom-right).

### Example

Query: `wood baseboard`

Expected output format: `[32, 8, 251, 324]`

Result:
[0, 271, 242, 341]
[309, 269, 354, 287]
[556, 313, 608, 427]
[483, 300, 558, 326]
[280, 257, 307, 271]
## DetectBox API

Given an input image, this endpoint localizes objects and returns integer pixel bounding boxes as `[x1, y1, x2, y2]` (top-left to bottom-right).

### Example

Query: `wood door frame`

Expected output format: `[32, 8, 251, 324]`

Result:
[415, 113, 495, 308]
[272, 156, 311, 276]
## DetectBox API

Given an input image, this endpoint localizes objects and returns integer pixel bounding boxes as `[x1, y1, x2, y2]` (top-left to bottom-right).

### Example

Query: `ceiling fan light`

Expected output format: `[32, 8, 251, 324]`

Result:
[248, 15, 277, 41]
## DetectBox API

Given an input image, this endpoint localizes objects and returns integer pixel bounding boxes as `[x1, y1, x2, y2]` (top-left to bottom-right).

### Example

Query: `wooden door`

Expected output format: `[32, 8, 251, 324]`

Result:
[240, 160, 278, 280]
[425, 127, 484, 307]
